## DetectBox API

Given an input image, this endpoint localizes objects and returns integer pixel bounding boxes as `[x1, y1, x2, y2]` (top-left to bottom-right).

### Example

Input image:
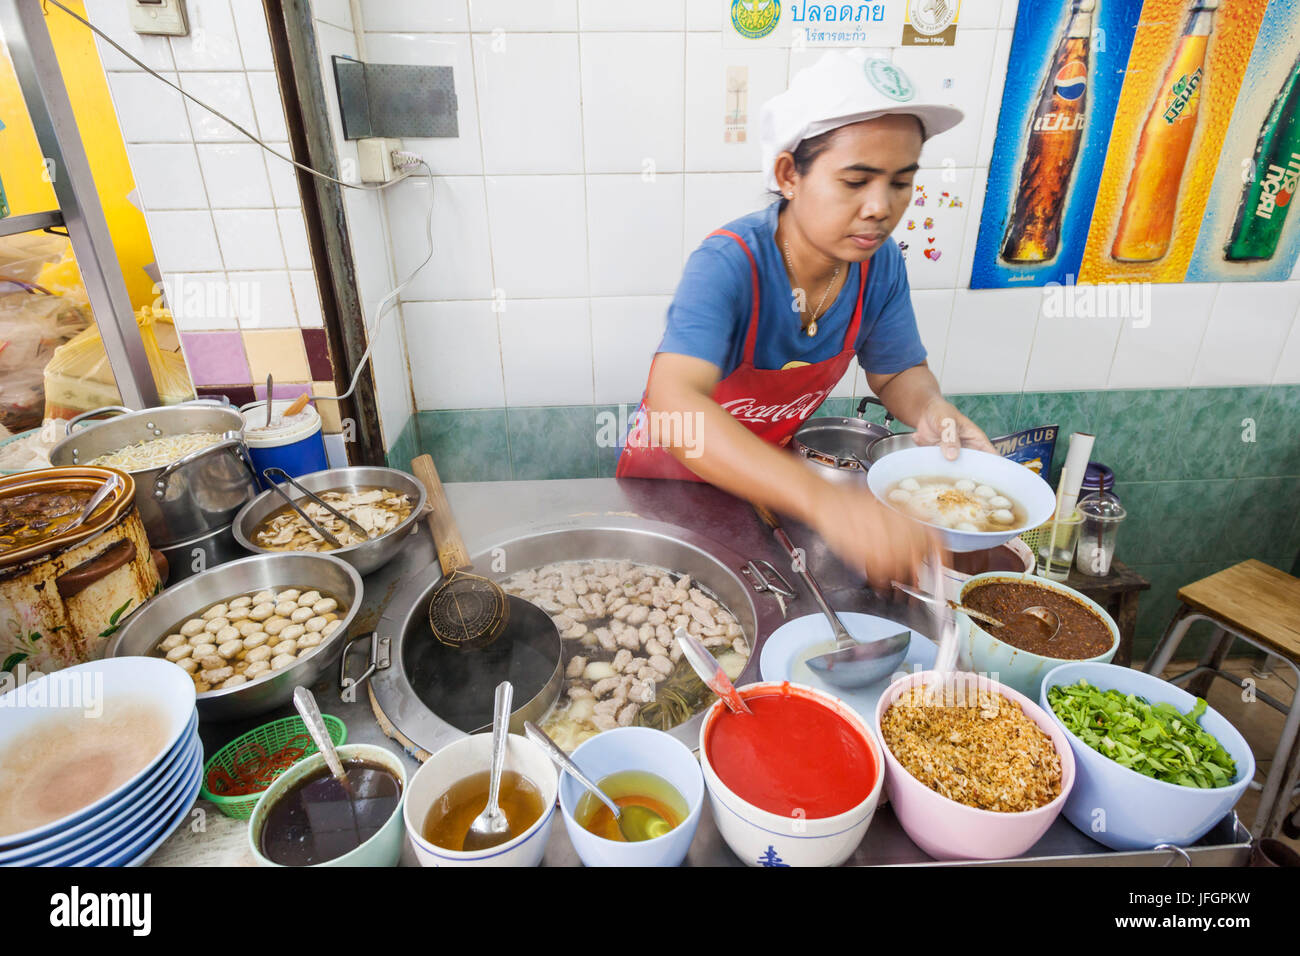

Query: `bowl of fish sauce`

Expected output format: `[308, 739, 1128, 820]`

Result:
[403, 731, 558, 867]
[248, 744, 407, 867]
[557, 726, 704, 867]
[698, 681, 884, 867]
[958, 572, 1119, 701]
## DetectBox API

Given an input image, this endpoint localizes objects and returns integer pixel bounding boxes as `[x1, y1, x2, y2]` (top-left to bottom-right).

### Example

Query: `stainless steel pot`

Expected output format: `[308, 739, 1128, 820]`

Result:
[107, 552, 363, 721]
[156, 521, 244, 584]
[48, 403, 259, 547]
[230, 466, 427, 576]
[865, 430, 917, 463]
[792, 396, 894, 483]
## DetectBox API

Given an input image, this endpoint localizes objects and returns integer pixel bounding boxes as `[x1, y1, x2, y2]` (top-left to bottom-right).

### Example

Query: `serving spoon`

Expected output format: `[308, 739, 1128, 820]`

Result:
[752, 503, 909, 689]
[675, 627, 752, 715]
[463, 681, 514, 851]
[891, 580, 1061, 642]
[293, 686, 347, 783]
[524, 721, 671, 843]
[63, 472, 121, 535]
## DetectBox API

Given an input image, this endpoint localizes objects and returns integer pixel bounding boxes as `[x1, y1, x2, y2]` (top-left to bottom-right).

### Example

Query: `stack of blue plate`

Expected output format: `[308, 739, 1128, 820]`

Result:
[0, 658, 202, 867]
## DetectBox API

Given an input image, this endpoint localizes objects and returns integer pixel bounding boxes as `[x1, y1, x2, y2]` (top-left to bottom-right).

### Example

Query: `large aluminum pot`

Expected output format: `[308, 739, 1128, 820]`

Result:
[231, 466, 427, 576]
[0, 466, 162, 674]
[107, 552, 363, 721]
[791, 396, 893, 484]
[48, 403, 259, 547]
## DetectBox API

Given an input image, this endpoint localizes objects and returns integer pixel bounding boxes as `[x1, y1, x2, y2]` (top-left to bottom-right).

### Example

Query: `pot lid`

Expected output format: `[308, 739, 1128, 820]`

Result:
[0, 466, 136, 568]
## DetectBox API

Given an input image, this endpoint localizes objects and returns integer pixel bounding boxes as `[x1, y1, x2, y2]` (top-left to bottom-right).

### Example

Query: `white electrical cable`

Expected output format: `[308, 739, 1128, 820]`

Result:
[46, 0, 437, 406]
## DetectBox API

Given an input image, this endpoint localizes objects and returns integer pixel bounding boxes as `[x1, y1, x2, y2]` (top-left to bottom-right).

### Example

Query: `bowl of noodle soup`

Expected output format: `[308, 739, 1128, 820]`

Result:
[866, 447, 1056, 553]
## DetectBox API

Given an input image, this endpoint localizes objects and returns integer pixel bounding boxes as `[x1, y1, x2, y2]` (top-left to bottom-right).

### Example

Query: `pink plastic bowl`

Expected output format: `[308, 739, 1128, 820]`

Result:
[874, 669, 1075, 861]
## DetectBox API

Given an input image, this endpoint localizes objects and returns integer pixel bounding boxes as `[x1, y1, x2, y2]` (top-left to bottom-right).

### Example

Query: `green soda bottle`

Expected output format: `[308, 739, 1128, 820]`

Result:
[1224, 53, 1300, 262]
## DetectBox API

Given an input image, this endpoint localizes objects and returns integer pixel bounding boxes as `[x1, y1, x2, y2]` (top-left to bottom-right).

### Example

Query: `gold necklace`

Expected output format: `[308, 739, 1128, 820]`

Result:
[782, 239, 839, 337]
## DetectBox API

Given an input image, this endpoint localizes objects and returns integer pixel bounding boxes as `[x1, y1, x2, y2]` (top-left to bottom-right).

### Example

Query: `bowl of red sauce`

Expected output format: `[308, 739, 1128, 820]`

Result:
[698, 681, 884, 867]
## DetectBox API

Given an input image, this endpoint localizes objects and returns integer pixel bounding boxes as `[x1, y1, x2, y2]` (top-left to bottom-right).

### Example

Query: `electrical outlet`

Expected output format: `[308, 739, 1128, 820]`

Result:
[358, 137, 404, 183]
[130, 0, 189, 37]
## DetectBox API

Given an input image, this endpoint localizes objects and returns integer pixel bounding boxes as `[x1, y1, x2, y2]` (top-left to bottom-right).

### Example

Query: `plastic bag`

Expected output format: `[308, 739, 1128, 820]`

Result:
[0, 276, 90, 431]
[43, 304, 195, 419]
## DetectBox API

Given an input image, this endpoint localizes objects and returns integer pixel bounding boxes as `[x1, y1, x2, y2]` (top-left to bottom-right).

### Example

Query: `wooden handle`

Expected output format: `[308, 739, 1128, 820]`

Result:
[284, 393, 311, 417]
[752, 503, 780, 530]
[411, 454, 471, 574]
[57, 539, 137, 600]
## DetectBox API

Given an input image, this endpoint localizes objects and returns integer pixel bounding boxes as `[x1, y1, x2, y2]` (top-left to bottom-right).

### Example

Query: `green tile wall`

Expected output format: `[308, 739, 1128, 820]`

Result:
[392, 384, 1300, 659]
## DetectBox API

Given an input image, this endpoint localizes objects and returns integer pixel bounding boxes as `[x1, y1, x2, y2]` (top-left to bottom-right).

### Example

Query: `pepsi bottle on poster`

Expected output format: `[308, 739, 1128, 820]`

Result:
[1001, 0, 1094, 263]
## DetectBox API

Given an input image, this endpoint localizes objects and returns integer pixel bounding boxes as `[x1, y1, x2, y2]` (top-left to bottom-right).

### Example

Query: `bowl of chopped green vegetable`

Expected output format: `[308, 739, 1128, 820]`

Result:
[1040, 663, 1254, 851]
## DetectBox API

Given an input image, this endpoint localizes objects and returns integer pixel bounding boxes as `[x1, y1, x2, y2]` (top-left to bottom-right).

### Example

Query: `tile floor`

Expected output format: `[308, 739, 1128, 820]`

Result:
[1156, 655, 1300, 852]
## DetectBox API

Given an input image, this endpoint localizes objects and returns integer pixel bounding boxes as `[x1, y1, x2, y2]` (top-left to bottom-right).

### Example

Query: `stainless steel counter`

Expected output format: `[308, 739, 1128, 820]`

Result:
[193, 477, 1251, 867]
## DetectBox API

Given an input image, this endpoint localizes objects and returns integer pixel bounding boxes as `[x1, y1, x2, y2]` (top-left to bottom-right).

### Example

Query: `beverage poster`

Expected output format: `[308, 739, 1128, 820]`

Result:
[1185, 0, 1300, 281]
[970, 0, 1146, 289]
[1078, 0, 1272, 283]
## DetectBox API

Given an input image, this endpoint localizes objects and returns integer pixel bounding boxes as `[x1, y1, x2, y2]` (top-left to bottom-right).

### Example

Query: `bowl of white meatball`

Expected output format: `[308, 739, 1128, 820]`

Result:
[865, 447, 1057, 553]
[107, 552, 363, 721]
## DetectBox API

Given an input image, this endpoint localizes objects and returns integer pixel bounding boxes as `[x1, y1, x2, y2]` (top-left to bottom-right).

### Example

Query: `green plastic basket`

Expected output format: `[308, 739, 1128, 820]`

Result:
[200, 714, 347, 819]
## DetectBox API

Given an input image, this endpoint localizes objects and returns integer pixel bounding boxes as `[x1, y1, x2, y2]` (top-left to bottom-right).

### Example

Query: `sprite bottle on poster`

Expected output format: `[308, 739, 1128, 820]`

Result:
[1224, 53, 1300, 262]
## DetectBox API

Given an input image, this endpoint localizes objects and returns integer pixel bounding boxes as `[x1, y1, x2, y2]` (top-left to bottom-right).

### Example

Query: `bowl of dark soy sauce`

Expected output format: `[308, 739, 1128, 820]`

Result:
[248, 744, 408, 866]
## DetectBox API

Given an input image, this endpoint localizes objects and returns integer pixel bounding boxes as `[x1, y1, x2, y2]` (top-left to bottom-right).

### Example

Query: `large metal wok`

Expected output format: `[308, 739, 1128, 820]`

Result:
[341, 516, 787, 759]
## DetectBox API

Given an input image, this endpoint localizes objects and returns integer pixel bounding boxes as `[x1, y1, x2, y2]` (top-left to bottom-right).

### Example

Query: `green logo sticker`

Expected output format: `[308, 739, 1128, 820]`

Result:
[864, 59, 915, 102]
[730, 0, 780, 39]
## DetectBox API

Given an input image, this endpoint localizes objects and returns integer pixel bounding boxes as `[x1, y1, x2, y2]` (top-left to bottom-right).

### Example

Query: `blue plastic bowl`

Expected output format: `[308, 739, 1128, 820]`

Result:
[1040, 662, 1255, 851]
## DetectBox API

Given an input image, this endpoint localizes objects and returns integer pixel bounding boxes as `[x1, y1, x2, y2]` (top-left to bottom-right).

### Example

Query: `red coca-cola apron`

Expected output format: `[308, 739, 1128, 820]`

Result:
[616, 228, 868, 481]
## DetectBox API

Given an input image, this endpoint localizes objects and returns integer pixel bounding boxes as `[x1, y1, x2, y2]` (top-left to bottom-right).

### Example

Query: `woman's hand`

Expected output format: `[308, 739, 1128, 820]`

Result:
[912, 397, 996, 460]
[805, 481, 935, 588]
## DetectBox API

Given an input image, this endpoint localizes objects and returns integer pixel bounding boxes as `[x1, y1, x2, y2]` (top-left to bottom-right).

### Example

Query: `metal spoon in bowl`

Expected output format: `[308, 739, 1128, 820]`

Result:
[63, 472, 121, 535]
[674, 627, 752, 715]
[463, 681, 514, 851]
[293, 685, 347, 783]
[891, 580, 1061, 641]
[523, 721, 671, 842]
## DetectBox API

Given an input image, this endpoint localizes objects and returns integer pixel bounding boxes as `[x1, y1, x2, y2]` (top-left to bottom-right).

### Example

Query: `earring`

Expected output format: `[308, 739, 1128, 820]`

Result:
[785, 191, 793, 199]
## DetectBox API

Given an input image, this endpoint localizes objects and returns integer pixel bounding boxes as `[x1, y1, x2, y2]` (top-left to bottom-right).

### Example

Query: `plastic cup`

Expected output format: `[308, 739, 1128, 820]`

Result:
[1036, 509, 1082, 581]
[1074, 495, 1126, 577]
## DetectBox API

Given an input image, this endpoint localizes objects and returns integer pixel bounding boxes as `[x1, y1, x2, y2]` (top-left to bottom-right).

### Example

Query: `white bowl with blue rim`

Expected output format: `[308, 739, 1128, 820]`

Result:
[558, 726, 703, 867]
[12, 730, 202, 867]
[698, 680, 885, 867]
[404, 732, 558, 867]
[866, 446, 1056, 552]
[0, 657, 196, 852]
[1040, 662, 1255, 851]
[759, 611, 942, 726]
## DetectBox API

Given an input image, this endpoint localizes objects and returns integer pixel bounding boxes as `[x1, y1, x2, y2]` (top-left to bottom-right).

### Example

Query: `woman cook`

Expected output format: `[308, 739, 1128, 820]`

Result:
[617, 51, 995, 584]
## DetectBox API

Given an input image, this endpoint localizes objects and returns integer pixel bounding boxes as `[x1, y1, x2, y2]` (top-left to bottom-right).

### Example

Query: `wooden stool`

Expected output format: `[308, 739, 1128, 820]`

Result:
[1144, 560, 1300, 839]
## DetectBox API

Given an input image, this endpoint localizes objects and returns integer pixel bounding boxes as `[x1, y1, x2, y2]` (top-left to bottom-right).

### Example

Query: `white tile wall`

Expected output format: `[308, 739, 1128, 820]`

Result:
[586, 174, 684, 296]
[469, 0, 579, 32]
[472, 33, 583, 174]
[403, 300, 506, 409]
[486, 175, 589, 298]
[1190, 283, 1300, 387]
[591, 295, 670, 404]
[498, 298, 595, 405]
[301, 0, 1300, 442]
[89, 0, 319, 345]
[580, 33, 685, 173]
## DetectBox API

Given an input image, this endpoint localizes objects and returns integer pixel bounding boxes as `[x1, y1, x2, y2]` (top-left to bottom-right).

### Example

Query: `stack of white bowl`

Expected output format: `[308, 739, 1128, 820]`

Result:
[0, 658, 202, 867]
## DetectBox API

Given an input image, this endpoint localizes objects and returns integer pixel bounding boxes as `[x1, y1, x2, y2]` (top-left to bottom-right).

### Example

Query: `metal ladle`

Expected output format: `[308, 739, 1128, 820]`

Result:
[892, 580, 1061, 641]
[752, 503, 909, 688]
[293, 685, 347, 783]
[63, 472, 121, 535]
[524, 721, 672, 842]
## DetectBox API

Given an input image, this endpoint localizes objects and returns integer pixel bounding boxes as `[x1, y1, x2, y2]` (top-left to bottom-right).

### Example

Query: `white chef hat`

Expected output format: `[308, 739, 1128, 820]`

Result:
[760, 50, 964, 191]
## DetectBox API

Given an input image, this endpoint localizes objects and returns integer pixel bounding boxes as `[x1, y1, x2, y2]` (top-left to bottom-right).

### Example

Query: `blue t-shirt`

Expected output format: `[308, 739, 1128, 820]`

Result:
[658, 201, 926, 377]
